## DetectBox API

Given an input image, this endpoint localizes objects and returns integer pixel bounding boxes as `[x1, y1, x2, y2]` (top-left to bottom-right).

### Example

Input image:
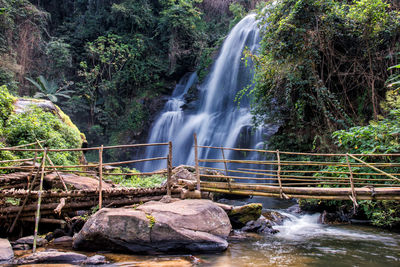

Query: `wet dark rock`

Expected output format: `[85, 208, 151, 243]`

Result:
[84, 255, 108, 265]
[318, 210, 351, 224]
[0, 238, 14, 263]
[73, 199, 231, 253]
[227, 203, 262, 228]
[53, 236, 73, 246]
[262, 210, 288, 226]
[240, 216, 279, 234]
[286, 204, 302, 214]
[45, 228, 67, 241]
[67, 216, 86, 236]
[14, 250, 87, 265]
[15, 235, 48, 247]
[12, 243, 30, 250]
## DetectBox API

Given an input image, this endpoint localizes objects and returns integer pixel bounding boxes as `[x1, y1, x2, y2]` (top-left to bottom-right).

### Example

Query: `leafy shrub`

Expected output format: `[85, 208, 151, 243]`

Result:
[5, 106, 81, 165]
[104, 167, 165, 188]
[0, 85, 15, 125]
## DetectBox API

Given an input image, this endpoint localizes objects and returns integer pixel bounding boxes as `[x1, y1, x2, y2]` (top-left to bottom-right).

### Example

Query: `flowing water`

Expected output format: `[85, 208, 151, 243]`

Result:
[101, 199, 400, 267]
[35, 199, 399, 267]
[141, 13, 278, 172]
[124, 12, 400, 267]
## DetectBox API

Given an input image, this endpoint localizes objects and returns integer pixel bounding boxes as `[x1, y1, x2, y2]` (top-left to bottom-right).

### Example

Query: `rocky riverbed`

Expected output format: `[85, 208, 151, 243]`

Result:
[1, 197, 283, 265]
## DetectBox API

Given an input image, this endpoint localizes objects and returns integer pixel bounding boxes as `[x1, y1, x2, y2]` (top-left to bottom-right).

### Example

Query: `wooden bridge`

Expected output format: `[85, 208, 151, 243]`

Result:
[1, 137, 400, 246]
[190, 135, 400, 205]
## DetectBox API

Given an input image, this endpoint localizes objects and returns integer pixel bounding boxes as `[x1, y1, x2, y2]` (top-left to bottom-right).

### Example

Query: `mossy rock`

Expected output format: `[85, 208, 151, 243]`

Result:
[13, 98, 87, 145]
[227, 203, 262, 229]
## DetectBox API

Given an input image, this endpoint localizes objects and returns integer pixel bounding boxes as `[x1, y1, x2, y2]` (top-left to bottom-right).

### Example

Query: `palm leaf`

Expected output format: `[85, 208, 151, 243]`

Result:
[56, 93, 71, 99]
[47, 94, 58, 103]
[33, 92, 46, 99]
[25, 77, 44, 92]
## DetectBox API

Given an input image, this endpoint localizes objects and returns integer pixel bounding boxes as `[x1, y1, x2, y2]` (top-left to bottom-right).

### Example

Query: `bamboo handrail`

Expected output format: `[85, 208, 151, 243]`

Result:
[2, 140, 45, 149]
[0, 142, 169, 152]
[198, 166, 397, 181]
[348, 154, 400, 183]
[199, 158, 400, 167]
[103, 157, 167, 166]
[200, 182, 400, 194]
[195, 145, 400, 157]
[238, 167, 400, 176]
[0, 158, 34, 164]
[103, 171, 167, 176]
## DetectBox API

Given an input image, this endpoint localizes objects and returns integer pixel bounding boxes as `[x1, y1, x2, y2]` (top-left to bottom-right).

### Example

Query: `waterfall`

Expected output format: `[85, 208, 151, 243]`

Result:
[141, 14, 278, 172]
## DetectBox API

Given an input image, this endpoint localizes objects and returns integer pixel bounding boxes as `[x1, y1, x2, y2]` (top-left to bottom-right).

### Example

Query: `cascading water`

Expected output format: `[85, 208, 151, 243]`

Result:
[142, 14, 278, 172]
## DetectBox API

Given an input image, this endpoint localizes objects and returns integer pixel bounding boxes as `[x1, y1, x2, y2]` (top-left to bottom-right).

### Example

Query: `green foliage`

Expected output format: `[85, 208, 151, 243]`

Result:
[361, 200, 400, 228]
[387, 64, 400, 91]
[26, 75, 73, 103]
[0, 85, 15, 125]
[229, 2, 246, 28]
[146, 214, 156, 228]
[45, 38, 72, 80]
[104, 167, 165, 188]
[5, 106, 81, 165]
[245, 0, 400, 152]
[5, 197, 20, 206]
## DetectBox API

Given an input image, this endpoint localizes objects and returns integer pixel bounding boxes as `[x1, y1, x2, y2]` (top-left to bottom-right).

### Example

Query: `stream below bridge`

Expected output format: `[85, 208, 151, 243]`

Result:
[31, 197, 399, 267]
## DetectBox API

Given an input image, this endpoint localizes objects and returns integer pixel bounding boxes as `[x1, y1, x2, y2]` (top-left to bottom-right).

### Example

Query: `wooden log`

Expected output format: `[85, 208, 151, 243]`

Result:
[0, 193, 182, 218]
[8, 168, 42, 233]
[200, 182, 400, 196]
[200, 187, 400, 200]
[20, 217, 66, 225]
[0, 186, 180, 199]
[201, 166, 397, 181]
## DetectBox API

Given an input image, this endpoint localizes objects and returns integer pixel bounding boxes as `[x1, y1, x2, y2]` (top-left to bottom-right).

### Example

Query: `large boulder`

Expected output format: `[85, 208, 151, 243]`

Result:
[73, 199, 231, 253]
[0, 238, 13, 263]
[226, 203, 262, 228]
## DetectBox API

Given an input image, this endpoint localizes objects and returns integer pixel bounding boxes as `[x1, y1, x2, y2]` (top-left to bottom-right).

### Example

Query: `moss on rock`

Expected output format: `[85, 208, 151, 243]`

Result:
[0, 85, 85, 166]
[227, 203, 263, 228]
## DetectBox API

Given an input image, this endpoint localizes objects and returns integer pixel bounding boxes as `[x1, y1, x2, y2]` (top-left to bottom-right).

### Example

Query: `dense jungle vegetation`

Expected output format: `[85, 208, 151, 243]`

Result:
[1, 0, 400, 227]
[0, 0, 258, 152]
[243, 0, 399, 228]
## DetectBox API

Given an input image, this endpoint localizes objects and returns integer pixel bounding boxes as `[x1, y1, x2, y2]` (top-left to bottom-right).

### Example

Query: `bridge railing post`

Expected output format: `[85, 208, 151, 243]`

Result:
[220, 147, 231, 192]
[167, 141, 172, 196]
[98, 145, 103, 209]
[194, 133, 201, 192]
[345, 153, 358, 210]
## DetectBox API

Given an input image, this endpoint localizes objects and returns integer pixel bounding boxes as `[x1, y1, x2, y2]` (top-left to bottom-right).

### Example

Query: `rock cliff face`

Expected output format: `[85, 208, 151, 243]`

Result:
[73, 199, 232, 253]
